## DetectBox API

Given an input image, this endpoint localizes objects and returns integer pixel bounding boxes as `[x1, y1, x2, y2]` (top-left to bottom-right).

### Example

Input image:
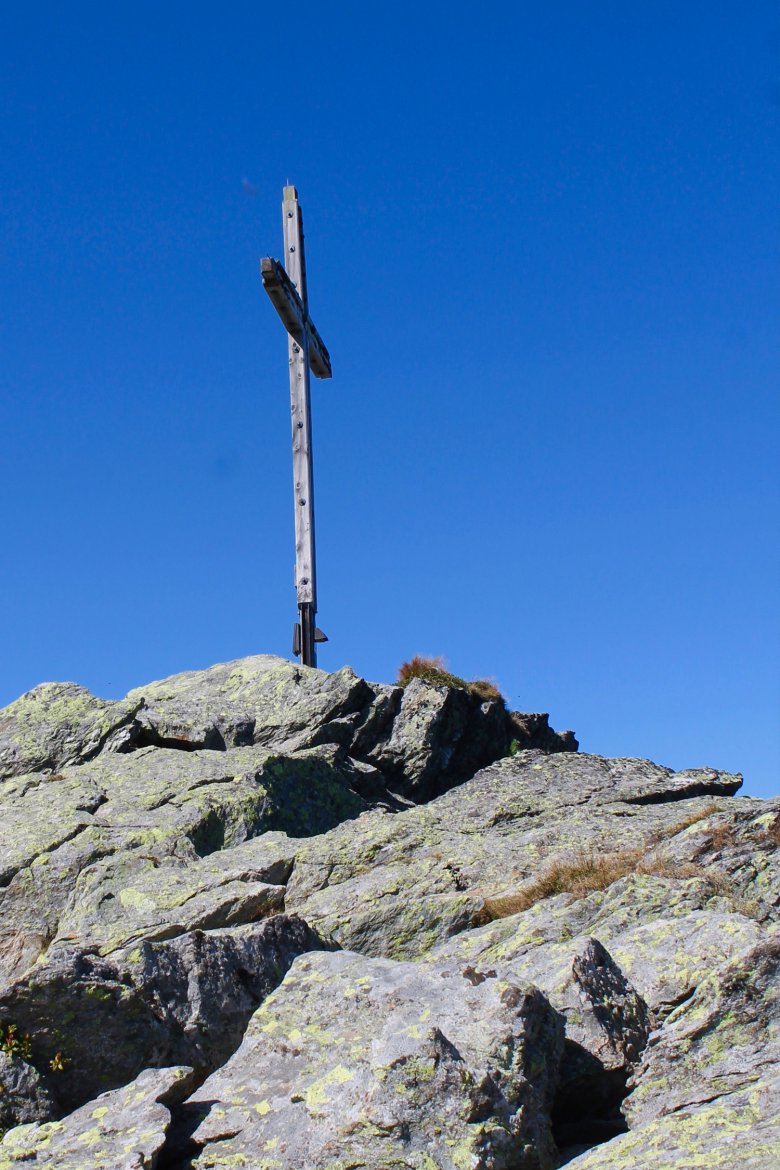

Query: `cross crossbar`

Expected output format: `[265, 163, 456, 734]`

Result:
[260, 258, 332, 380]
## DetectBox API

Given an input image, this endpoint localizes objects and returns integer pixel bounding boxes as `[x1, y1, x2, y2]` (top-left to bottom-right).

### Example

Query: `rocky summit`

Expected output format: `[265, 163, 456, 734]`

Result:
[0, 655, 777, 1170]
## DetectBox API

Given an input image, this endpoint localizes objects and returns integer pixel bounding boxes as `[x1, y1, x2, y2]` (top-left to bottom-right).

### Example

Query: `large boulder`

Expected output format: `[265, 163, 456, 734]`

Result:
[0, 743, 367, 990]
[125, 656, 376, 753]
[563, 936, 780, 1170]
[0, 915, 329, 1117]
[181, 948, 565, 1170]
[623, 935, 780, 1129]
[429, 930, 649, 1136]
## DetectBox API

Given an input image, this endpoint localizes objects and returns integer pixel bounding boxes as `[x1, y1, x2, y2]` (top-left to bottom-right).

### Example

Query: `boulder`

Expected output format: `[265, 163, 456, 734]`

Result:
[125, 656, 376, 753]
[428, 927, 650, 1156]
[562, 1073, 780, 1170]
[0, 1050, 55, 1132]
[0, 1065, 196, 1169]
[0, 743, 367, 990]
[182, 949, 565, 1170]
[563, 935, 780, 1169]
[432, 930, 649, 1083]
[0, 683, 142, 781]
[363, 677, 516, 799]
[0, 914, 329, 1119]
[623, 935, 780, 1129]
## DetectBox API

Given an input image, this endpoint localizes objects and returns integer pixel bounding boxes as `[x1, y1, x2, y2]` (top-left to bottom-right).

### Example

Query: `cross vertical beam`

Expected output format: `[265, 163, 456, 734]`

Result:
[261, 185, 332, 668]
[283, 186, 318, 666]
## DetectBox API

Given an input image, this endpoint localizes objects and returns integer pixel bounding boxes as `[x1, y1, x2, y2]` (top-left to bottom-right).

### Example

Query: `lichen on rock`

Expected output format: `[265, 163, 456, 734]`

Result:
[0, 654, 776, 1168]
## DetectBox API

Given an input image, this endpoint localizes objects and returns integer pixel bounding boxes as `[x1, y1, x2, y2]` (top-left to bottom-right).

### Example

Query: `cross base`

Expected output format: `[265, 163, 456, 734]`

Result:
[292, 604, 328, 665]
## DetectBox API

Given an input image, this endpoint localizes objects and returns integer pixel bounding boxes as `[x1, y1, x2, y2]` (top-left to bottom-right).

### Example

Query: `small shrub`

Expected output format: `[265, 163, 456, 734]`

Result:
[0, 1022, 32, 1062]
[396, 656, 506, 706]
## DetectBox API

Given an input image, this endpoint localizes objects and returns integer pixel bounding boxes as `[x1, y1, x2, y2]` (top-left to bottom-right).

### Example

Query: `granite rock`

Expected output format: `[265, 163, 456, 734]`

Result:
[0, 1065, 197, 1169]
[0, 655, 776, 1170]
[183, 949, 564, 1170]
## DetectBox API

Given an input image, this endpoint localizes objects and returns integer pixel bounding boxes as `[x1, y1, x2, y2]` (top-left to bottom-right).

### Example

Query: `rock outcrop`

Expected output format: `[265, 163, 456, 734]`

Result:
[0, 655, 776, 1168]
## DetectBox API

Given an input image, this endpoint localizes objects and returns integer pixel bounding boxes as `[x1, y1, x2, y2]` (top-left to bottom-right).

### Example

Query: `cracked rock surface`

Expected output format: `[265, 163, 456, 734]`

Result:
[184, 949, 564, 1170]
[0, 655, 777, 1169]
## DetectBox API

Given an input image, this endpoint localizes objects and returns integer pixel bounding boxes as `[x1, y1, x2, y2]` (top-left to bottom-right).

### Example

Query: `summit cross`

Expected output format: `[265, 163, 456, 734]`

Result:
[261, 185, 332, 668]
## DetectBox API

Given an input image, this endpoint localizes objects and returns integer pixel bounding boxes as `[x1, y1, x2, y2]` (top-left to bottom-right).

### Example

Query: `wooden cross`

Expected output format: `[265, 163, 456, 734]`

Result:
[261, 185, 332, 667]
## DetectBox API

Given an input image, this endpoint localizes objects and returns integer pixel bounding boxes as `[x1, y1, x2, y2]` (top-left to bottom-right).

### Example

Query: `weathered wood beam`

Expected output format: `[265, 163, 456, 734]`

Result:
[260, 257, 332, 380]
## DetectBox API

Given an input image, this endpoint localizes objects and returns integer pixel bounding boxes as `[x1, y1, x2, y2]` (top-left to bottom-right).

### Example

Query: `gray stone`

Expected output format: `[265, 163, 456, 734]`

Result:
[0, 915, 329, 1115]
[557, 936, 780, 1170]
[125, 655, 376, 753]
[431, 872, 767, 1019]
[284, 752, 749, 959]
[0, 683, 142, 781]
[428, 927, 650, 1149]
[362, 677, 513, 800]
[562, 1071, 780, 1170]
[0, 1050, 55, 1132]
[0, 743, 366, 990]
[185, 948, 565, 1170]
[623, 934, 780, 1129]
[0, 1065, 196, 1169]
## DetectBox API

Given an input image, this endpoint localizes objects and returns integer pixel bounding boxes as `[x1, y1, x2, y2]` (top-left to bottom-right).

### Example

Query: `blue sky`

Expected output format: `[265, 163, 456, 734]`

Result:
[2, 2, 778, 796]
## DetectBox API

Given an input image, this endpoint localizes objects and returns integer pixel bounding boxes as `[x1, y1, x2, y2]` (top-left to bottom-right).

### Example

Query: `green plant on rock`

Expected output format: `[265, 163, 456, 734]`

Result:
[0, 1022, 32, 1062]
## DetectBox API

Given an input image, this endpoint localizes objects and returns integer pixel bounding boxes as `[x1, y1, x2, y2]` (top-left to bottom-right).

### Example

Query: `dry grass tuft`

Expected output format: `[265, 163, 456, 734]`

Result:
[660, 803, 722, 837]
[708, 823, 735, 852]
[397, 655, 468, 690]
[483, 849, 644, 919]
[765, 814, 780, 848]
[480, 846, 740, 921]
[397, 656, 506, 706]
[476, 801, 767, 925]
[650, 804, 736, 855]
[468, 678, 505, 704]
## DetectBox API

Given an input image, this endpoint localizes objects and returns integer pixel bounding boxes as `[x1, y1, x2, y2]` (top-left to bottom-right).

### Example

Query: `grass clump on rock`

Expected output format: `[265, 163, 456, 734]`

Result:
[480, 846, 730, 921]
[397, 656, 506, 706]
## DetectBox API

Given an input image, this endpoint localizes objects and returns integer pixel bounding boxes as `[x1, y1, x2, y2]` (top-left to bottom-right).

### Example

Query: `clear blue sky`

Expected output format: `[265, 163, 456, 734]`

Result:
[2, 3, 778, 796]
